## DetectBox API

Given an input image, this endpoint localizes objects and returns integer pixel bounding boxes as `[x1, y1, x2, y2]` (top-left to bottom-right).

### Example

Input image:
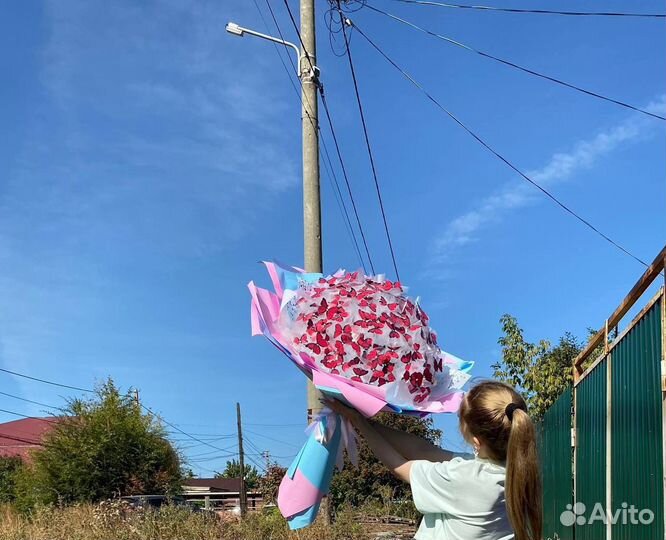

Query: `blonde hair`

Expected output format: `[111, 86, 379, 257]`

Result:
[459, 381, 542, 540]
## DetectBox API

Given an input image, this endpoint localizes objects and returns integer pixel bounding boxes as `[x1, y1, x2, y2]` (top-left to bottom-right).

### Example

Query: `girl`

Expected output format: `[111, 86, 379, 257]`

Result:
[326, 380, 542, 540]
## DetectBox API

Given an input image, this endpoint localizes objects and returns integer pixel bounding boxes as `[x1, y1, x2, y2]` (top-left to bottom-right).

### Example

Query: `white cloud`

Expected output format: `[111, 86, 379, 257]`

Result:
[432, 96, 666, 258]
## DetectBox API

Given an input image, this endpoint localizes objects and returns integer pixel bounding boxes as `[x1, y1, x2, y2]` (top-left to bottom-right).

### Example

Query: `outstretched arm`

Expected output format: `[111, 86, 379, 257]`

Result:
[368, 421, 455, 463]
[345, 410, 413, 483]
[325, 400, 454, 482]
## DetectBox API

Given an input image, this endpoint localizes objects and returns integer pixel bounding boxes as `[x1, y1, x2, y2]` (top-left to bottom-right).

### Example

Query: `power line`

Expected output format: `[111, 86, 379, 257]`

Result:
[0, 366, 235, 461]
[319, 91, 377, 274]
[246, 436, 299, 463]
[0, 408, 58, 423]
[166, 432, 236, 438]
[365, 4, 666, 122]
[282, 0, 316, 73]
[190, 463, 219, 475]
[187, 445, 238, 459]
[337, 7, 401, 280]
[245, 453, 268, 473]
[321, 134, 370, 272]
[245, 422, 304, 427]
[346, 19, 650, 268]
[0, 391, 61, 410]
[279, 0, 381, 275]
[390, 0, 666, 18]
[243, 436, 267, 458]
[187, 454, 237, 463]
[244, 428, 302, 449]
[0, 367, 93, 393]
[139, 403, 237, 457]
[240, 436, 268, 471]
[0, 433, 43, 446]
[257, 0, 368, 272]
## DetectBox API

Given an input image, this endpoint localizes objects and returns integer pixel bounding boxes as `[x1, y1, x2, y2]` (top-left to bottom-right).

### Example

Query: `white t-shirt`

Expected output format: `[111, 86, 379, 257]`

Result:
[409, 455, 514, 540]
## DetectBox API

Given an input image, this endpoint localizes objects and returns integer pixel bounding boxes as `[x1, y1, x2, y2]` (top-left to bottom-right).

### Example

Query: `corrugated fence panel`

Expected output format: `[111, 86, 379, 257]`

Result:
[540, 388, 574, 540]
[611, 298, 663, 540]
[576, 359, 607, 540]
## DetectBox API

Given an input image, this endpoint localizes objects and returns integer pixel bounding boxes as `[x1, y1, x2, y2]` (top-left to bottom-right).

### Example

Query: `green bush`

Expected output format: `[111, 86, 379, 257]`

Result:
[15, 380, 182, 509]
[0, 457, 23, 503]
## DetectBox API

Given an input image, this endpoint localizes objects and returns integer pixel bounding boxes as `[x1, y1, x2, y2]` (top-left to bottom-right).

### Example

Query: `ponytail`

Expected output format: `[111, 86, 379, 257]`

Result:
[459, 381, 543, 540]
[506, 408, 542, 540]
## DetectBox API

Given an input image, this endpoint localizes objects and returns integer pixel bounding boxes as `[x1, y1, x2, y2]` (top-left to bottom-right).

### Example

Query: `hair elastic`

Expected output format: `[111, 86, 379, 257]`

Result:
[505, 402, 526, 421]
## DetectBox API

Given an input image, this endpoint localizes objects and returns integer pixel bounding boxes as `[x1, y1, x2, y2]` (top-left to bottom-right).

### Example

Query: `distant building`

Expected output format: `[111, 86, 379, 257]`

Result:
[181, 477, 263, 511]
[0, 417, 58, 461]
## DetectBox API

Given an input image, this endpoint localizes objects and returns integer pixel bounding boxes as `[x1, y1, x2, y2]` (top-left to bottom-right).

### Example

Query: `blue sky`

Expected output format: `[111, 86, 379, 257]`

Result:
[1, 0, 664, 475]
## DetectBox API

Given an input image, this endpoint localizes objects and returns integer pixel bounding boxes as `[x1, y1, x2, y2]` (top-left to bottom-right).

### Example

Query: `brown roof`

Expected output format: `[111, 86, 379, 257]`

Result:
[182, 477, 242, 492]
[0, 417, 59, 461]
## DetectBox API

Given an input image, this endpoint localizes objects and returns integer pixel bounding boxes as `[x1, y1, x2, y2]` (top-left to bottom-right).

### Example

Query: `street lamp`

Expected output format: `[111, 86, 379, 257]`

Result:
[225, 21, 302, 74]
[226, 6, 325, 430]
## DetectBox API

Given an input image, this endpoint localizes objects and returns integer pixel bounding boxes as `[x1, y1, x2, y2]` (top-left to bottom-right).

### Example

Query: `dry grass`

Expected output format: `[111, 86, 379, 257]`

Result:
[0, 503, 368, 540]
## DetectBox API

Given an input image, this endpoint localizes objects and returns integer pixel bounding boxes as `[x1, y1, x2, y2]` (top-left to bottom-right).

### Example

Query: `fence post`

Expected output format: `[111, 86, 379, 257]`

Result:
[661, 282, 666, 540]
[606, 352, 612, 540]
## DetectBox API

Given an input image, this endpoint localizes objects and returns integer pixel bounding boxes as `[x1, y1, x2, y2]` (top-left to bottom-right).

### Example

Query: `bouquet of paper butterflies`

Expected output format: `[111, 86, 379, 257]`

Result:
[249, 262, 472, 529]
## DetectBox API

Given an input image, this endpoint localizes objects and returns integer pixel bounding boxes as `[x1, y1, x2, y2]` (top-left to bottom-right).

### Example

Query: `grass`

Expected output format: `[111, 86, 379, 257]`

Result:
[0, 502, 368, 540]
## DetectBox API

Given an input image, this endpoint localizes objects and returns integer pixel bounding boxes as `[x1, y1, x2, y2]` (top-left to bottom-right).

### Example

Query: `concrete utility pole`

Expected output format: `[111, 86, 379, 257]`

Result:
[225, 1, 328, 522]
[225, 2, 323, 424]
[236, 402, 247, 518]
[300, 1, 331, 524]
[300, 0, 324, 426]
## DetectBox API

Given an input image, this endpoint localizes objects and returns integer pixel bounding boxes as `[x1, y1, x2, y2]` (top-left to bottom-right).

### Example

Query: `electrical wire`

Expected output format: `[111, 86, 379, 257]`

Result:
[187, 444, 238, 459]
[139, 403, 237, 457]
[190, 463, 219, 475]
[241, 440, 268, 472]
[166, 432, 236, 438]
[390, 0, 666, 18]
[321, 136, 370, 272]
[346, 19, 650, 268]
[0, 408, 59, 425]
[257, 0, 369, 272]
[282, 0, 316, 73]
[246, 456, 267, 473]
[244, 428, 302, 449]
[243, 437, 265, 454]
[281, 0, 387, 276]
[0, 366, 235, 462]
[364, 4, 666, 121]
[245, 422, 304, 427]
[338, 13, 401, 280]
[0, 367, 93, 393]
[0, 391, 61, 410]
[0, 433, 43, 446]
[319, 91, 377, 274]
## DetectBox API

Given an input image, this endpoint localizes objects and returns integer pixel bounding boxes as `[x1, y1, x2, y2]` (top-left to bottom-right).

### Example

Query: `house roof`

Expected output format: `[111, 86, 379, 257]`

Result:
[0, 417, 58, 460]
[182, 477, 242, 492]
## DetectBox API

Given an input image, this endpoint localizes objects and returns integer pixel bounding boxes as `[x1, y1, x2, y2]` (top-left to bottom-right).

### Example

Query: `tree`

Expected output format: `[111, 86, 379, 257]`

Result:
[0, 456, 23, 503]
[16, 379, 182, 507]
[492, 314, 583, 420]
[216, 459, 260, 489]
[258, 462, 287, 504]
[329, 413, 441, 508]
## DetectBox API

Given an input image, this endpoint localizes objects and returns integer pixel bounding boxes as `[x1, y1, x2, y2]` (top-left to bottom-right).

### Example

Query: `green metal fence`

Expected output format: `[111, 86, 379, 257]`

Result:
[538, 286, 664, 540]
[575, 359, 608, 540]
[611, 297, 663, 540]
[539, 388, 573, 540]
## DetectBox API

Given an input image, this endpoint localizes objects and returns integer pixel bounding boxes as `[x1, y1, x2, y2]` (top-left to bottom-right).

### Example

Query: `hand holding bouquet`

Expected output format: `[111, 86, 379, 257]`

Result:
[249, 262, 472, 528]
